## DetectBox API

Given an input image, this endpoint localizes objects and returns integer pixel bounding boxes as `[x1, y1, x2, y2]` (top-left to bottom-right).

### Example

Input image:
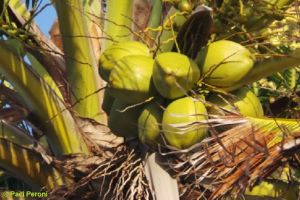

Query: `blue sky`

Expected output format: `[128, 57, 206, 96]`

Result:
[33, 0, 57, 37]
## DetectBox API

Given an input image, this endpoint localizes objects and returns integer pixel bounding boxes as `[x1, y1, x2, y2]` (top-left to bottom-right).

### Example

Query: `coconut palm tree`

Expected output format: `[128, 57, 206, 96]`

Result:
[0, 0, 300, 199]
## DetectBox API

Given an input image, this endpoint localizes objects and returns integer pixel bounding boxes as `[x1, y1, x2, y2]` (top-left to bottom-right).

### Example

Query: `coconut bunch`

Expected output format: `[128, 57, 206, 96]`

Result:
[96, 0, 300, 199]
[97, 20, 263, 200]
[98, 31, 265, 149]
[45, 0, 300, 199]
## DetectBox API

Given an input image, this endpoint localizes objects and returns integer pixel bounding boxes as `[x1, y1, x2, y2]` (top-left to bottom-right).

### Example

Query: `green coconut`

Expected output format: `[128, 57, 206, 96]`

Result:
[177, 0, 193, 12]
[108, 99, 143, 138]
[108, 55, 156, 103]
[208, 87, 264, 117]
[162, 96, 208, 149]
[196, 40, 254, 89]
[99, 41, 150, 81]
[245, 179, 299, 200]
[153, 52, 200, 99]
[138, 100, 164, 147]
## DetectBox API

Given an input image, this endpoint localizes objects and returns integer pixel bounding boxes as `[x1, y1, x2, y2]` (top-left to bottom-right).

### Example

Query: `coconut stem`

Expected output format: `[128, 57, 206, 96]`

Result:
[54, 0, 102, 122]
[147, 0, 163, 43]
[102, 0, 134, 50]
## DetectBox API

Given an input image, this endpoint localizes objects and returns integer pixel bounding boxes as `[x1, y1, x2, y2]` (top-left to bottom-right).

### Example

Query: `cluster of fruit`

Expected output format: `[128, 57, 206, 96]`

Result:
[98, 40, 264, 149]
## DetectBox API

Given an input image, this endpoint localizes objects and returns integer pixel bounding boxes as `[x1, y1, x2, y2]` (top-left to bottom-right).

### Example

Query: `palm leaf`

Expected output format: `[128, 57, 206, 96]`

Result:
[3, 0, 68, 101]
[0, 40, 89, 155]
[160, 115, 300, 199]
[0, 120, 66, 190]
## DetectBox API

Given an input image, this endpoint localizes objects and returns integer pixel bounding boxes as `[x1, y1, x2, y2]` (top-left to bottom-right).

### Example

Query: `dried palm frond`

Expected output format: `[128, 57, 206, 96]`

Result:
[0, 107, 27, 122]
[159, 115, 300, 199]
[50, 140, 154, 200]
[76, 116, 123, 151]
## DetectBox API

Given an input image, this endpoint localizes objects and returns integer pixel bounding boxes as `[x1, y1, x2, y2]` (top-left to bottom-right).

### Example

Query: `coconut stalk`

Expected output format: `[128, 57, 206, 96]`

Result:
[82, 0, 109, 124]
[156, 6, 181, 53]
[102, 0, 134, 50]
[83, 0, 102, 58]
[0, 140, 65, 190]
[4, 39, 64, 100]
[147, 0, 162, 31]
[0, 41, 89, 156]
[0, 120, 38, 148]
[0, 121, 67, 190]
[54, 0, 103, 122]
[144, 0, 162, 47]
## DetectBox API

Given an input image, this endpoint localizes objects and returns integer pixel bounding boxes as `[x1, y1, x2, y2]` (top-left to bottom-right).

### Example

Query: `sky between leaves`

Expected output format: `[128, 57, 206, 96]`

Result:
[25, 0, 57, 37]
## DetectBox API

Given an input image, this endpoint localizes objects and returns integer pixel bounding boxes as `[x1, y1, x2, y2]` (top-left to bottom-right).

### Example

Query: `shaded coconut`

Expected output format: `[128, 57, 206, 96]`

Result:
[162, 96, 208, 149]
[138, 100, 164, 147]
[108, 99, 143, 138]
[102, 89, 115, 115]
[208, 87, 264, 117]
[196, 40, 254, 89]
[108, 55, 156, 103]
[99, 41, 150, 81]
[153, 52, 200, 99]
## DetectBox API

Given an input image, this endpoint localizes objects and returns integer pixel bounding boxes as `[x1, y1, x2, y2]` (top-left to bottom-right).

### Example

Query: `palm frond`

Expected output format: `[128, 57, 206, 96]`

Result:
[50, 141, 154, 200]
[2, 0, 69, 101]
[159, 115, 300, 199]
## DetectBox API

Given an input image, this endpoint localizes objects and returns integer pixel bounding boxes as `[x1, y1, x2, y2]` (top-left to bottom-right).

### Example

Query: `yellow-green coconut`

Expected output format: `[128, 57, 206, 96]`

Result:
[196, 40, 254, 90]
[208, 87, 264, 117]
[162, 96, 208, 149]
[108, 55, 156, 104]
[99, 41, 150, 81]
[138, 101, 164, 147]
[153, 52, 200, 99]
